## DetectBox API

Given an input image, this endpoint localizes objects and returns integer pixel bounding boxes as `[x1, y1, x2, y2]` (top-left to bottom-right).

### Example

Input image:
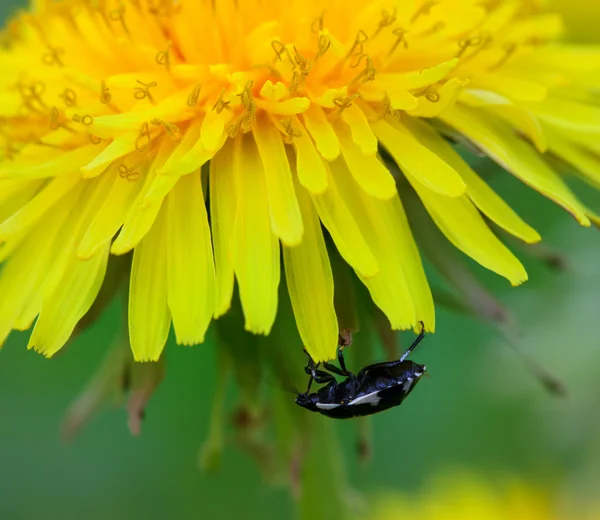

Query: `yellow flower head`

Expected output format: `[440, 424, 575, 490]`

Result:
[368, 471, 592, 520]
[0, 0, 598, 362]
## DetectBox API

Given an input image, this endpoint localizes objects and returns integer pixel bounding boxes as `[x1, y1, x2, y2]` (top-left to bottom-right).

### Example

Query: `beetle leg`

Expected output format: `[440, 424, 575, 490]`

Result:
[313, 369, 337, 384]
[304, 363, 337, 384]
[400, 321, 426, 362]
[323, 361, 353, 378]
[304, 372, 314, 395]
[336, 344, 353, 376]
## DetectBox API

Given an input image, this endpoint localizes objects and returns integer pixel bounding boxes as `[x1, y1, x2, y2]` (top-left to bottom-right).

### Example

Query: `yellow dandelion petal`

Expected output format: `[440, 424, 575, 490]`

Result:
[330, 160, 416, 330]
[441, 104, 590, 226]
[532, 97, 600, 134]
[410, 180, 528, 286]
[335, 120, 397, 200]
[301, 104, 340, 161]
[460, 89, 548, 153]
[158, 119, 205, 177]
[29, 244, 109, 358]
[129, 206, 171, 362]
[78, 173, 143, 259]
[293, 119, 329, 194]
[209, 144, 236, 319]
[0, 145, 100, 180]
[385, 194, 436, 332]
[374, 60, 460, 92]
[0, 0, 597, 365]
[311, 166, 379, 279]
[232, 136, 280, 335]
[201, 109, 233, 152]
[546, 128, 600, 189]
[253, 116, 304, 246]
[0, 223, 60, 345]
[28, 178, 113, 356]
[284, 179, 338, 363]
[0, 172, 79, 241]
[472, 72, 548, 103]
[407, 78, 469, 118]
[111, 159, 165, 255]
[166, 172, 215, 346]
[403, 116, 541, 244]
[81, 133, 139, 179]
[340, 104, 378, 156]
[373, 119, 467, 198]
[0, 180, 43, 232]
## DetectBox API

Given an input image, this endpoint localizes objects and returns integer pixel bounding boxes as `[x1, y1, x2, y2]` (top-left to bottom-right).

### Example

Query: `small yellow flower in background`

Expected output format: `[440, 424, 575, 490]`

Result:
[367, 471, 597, 520]
[0, 0, 599, 364]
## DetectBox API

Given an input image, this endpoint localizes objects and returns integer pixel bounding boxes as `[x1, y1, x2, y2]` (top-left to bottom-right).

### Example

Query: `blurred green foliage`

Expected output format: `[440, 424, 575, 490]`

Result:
[2, 159, 599, 520]
[1, 1, 600, 518]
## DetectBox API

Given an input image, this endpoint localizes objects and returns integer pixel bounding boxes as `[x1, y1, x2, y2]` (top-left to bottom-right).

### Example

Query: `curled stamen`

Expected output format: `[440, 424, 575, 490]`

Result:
[281, 119, 301, 143]
[18, 81, 48, 113]
[60, 88, 77, 107]
[155, 41, 172, 70]
[135, 122, 152, 153]
[226, 121, 241, 138]
[347, 30, 369, 59]
[490, 42, 518, 71]
[238, 81, 255, 110]
[89, 135, 102, 145]
[271, 40, 288, 62]
[292, 46, 312, 74]
[72, 114, 94, 125]
[187, 84, 202, 107]
[27, 81, 46, 98]
[311, 12, 324, 34]
[212, 89, 231, 114]
[239, 110, 256, 133]
[41, 46, 65, 67]
[108, 3, 129, 35]
[315, 34, 331, 61]
[235, 81, 256, 131]
[424, 91, 440, 102]
[372, 8, 397, 38]
[150, 118, 182, 140]
[380, 94, 401, 120]
[389, 28, 409, 55]
[422, 20, 445, 36]
[100, 80, 111, 104]
[350, 54, 376, 85]
[134, 80, 158, 104]
[49, 106, 62, 130]
[333, 93, 360, 113]
[456, 32, 491, 59]
[411, 1, 437, 24]
[118, 164, 141, 182]
[288, 70, 307, 93]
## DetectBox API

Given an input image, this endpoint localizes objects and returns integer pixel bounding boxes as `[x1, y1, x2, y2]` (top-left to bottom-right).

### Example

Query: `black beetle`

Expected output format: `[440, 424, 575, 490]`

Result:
[295, 323, 427, 419]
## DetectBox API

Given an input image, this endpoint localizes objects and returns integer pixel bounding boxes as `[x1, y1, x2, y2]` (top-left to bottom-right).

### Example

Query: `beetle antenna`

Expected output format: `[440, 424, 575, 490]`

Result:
[499, 326, 567, 398]
[400, 321, 426, 362]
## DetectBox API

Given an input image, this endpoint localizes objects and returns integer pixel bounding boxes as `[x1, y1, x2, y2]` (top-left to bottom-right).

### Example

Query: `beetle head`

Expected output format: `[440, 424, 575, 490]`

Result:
[295, 393, 319, 412]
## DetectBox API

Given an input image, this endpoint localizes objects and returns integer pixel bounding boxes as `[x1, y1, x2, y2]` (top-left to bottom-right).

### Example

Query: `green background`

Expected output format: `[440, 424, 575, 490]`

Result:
[1, 2, 600, 518]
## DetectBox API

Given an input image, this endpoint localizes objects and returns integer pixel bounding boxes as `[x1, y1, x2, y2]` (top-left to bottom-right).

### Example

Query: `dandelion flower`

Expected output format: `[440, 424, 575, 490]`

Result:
[368, 470, 598, 520]
[0, 0, 599, 363]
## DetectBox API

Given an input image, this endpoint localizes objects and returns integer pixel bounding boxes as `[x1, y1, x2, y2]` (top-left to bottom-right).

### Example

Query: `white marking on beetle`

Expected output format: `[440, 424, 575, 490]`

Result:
[348, 390, 382, 407]
[316, 402, 342, 410]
